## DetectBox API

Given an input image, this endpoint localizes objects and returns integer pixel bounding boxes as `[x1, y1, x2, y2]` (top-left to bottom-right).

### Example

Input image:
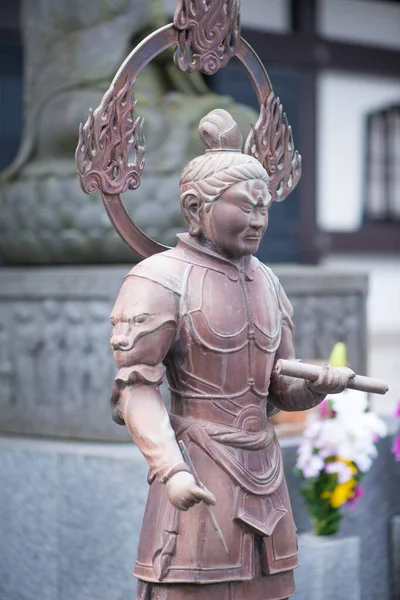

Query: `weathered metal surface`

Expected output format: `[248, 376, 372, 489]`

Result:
[173, 0, 241, 75]
[104, 110, 356, 600]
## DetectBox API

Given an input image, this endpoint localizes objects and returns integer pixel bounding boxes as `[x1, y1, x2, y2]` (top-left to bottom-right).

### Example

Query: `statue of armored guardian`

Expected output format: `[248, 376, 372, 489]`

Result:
[76, 3, 387, 597]
[109, 109, 355, 600]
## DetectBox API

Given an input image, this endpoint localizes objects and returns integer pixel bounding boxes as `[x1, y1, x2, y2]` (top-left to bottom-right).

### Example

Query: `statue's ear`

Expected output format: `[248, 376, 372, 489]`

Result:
[181, 193, 203, 238]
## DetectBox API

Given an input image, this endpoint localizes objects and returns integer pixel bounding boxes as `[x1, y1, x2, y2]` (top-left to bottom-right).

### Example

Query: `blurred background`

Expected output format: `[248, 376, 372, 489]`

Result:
[0, 1, 399, 599]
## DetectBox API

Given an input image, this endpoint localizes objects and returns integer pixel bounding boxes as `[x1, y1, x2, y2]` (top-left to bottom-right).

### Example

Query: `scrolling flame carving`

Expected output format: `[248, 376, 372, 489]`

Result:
[173, 0, 241, 75]
[76, 76, 145, 196]
[244, 91, 302, 203]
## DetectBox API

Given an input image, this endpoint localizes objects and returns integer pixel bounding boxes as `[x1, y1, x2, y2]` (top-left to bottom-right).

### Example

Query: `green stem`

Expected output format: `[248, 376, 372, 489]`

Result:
[311, 514, 340, 536]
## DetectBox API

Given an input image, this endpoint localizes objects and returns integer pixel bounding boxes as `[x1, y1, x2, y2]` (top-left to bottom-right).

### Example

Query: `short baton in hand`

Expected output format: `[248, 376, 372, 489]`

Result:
[178, 440, 229, 554]
[274, 359, 388, 395]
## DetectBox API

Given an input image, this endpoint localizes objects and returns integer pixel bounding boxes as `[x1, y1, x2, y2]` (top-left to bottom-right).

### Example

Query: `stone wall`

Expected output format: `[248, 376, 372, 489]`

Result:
[0, 265, 368, 441]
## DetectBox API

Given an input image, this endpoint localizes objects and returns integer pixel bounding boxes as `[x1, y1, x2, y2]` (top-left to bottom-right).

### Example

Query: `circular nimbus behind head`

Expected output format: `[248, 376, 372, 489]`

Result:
[76, 25, 301, 260]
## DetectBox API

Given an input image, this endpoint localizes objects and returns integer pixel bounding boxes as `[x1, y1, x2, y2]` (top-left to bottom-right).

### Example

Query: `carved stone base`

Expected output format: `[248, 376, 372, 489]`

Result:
[0, 265, 368, 441]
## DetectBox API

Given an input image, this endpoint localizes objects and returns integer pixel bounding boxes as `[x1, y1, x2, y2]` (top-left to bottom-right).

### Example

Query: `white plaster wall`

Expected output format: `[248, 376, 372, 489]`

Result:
[162, 0, 290, 32]
[321, 253, 400, 415]
[317, 71, 400, 231]
[317, 3, 400, 415]
[318, 0, 400, 51]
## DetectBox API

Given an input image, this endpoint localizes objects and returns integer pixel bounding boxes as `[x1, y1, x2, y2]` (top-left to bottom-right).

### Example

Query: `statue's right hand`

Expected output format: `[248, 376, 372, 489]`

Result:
[165, 471, 216, 511]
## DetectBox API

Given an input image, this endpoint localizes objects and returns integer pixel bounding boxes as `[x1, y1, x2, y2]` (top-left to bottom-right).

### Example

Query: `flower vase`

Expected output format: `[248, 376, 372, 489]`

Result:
[295, 533, 361, 600]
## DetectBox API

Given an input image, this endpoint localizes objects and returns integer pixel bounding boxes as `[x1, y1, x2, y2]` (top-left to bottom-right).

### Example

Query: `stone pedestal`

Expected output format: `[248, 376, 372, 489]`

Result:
[0, 435, 148, 600]
[1, 433, 398, 600]
[0, 265, 368, 441]
[295, 533, 361, 600]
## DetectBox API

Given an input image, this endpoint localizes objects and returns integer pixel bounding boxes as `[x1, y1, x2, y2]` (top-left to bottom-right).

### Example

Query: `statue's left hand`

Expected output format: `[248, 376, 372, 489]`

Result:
[307, 364, 356, 395]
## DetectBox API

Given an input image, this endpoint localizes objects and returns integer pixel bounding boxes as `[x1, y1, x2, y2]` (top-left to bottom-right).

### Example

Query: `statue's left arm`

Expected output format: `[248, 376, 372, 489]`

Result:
[268, 277, 354, 412]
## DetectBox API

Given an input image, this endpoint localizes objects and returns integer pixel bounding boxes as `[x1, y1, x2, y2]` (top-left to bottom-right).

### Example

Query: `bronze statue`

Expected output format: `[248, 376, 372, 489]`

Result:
[76, 2, 388, 598]
[106, 109, 355, 600]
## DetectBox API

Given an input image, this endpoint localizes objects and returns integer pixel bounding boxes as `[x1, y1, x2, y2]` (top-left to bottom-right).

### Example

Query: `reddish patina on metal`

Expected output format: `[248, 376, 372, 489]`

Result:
[173, 0, 241, 75]
[75, 3, 386, 600]
[76, 9, 301, 259]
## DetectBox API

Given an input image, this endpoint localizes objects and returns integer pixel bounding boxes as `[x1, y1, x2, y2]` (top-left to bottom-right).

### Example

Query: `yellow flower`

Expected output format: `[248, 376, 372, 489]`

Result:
[322, 458, 359, 508]
[330, 478, 357, 508]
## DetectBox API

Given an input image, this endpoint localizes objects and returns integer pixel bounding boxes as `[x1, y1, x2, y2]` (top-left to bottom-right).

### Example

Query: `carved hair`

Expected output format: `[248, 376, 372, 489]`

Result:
[180, 109, 269, 205]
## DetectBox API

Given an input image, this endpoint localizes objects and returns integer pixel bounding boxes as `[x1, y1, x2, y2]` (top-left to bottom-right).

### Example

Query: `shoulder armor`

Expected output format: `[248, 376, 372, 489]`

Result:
[126, 250, 189, 295]
[259, 263, 294, 330]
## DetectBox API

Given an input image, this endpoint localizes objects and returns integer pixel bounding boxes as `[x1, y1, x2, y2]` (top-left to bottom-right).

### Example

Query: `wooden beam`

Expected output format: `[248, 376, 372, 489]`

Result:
[242, 29, 400, 78]
[291, 0, 317, 35]
[297, 69, 319, 264]
[328, 226, 400, 253]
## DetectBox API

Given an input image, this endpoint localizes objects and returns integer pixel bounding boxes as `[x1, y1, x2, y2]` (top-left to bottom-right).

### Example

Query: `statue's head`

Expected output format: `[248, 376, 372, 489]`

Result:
[180, 109, 271, 259]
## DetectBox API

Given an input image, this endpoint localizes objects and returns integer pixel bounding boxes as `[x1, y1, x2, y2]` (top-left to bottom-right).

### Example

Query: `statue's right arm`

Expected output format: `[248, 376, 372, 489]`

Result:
[110, 274, 215, 510]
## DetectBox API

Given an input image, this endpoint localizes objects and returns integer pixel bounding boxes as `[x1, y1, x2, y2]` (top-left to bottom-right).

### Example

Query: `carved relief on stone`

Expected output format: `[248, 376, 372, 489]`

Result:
[39, 300, 64, 407]
[86, 302, 115, 398]
[290, 293, 365, 374]
[14, 304, 43, 407]
[63, 303, 88, 408]
[173, 0, 241, 75]
[0, 322, 13, 405]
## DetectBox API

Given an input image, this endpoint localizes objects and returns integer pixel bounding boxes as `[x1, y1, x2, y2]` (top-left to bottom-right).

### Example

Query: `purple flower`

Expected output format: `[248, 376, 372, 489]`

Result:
[395, 400, 400, 419]
[319, 398, 335, 419]
[392, 435, 400, 461]
[319, 399, 329, 419]
[348, 484, 364, 507]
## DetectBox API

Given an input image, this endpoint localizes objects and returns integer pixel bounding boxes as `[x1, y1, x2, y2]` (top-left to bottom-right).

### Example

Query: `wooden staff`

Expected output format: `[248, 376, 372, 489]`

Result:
[274, 359, 388, 395]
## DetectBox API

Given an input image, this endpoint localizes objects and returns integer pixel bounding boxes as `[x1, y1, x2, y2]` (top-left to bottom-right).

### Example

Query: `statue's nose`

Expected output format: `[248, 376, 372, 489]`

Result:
[250, 214, 265, 230]
[110, 334, 130, 350]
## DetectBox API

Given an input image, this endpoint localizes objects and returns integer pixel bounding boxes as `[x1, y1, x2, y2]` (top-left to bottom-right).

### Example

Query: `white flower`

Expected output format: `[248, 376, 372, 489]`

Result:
[325, 460, 353, 484]
[297, 387, 387, 477]
[353, 453, 373, 472]
[363, 412, 388, 438]
[332, 389, 368, 418]
[302, 454, 325, 479]
[296, 438, 325, 478]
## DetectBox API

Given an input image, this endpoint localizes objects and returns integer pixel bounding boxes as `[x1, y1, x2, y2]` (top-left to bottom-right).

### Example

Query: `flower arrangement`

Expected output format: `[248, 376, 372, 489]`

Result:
[295, 344, 387, 536]
[391, 400, 400, 461]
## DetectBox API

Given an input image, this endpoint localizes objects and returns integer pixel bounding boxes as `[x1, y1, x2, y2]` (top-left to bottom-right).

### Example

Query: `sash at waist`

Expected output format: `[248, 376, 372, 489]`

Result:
[168, 414, 283, 497]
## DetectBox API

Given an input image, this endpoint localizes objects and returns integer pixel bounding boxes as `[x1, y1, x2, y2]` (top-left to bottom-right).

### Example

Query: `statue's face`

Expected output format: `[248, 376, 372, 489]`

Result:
[204, 179, 271, 259]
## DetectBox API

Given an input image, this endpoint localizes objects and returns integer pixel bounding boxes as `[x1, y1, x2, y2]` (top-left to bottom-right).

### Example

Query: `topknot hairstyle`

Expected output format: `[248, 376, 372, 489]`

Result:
[180, 109, 269, 206]
[198, 109, 243, 152]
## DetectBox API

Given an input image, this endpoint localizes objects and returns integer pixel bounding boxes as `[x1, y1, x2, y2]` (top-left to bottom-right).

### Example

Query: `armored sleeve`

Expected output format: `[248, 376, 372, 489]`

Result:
[110, 273, 186, 482]
[268, 273, 325, 412]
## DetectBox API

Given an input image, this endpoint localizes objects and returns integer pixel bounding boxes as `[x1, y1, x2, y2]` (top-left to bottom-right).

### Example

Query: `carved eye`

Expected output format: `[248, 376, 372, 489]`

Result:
[133, 313, 149, 325]
[240, 205, 252, 214]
